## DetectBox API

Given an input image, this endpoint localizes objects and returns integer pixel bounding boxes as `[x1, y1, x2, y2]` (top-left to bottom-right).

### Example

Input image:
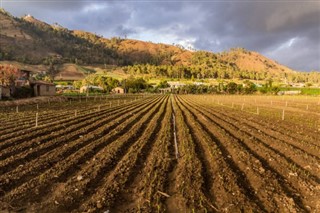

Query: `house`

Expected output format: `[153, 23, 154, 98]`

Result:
[193, 82, 205, 86]
[159, 88, 171, 94]
[168, 81, 186, 88]
[0, 67, 34, 98]
[32, 81, 56, 96]
[286, 83, 305, 88]
[112, 87, 125, 94]
[80, 85, 104, 93]
[277, 90, 301, 95]
[292, 83, 305, 88]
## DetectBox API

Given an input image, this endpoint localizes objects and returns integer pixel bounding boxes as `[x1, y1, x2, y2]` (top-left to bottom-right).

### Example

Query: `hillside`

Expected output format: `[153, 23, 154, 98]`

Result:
[0, 9, 117, 65]
[219, 48, 293, 75]
[71, 30, 192, 66]
[1, 9, 308, 81]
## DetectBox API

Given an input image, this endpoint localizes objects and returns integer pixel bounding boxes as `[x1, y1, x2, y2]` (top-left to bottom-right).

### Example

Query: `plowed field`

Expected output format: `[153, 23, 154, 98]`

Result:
[0, 94, 319, 212]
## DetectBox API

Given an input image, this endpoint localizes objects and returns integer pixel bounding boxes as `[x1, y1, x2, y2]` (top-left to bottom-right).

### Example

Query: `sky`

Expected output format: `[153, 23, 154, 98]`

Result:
[1, 0, 320, 71]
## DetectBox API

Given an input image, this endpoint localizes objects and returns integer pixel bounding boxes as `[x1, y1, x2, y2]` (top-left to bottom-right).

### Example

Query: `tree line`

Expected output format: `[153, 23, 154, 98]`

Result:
[122, 64, 320, 84]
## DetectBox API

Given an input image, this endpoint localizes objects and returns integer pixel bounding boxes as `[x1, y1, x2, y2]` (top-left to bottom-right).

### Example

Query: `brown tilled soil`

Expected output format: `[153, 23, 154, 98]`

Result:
[0, 94, 319, 212]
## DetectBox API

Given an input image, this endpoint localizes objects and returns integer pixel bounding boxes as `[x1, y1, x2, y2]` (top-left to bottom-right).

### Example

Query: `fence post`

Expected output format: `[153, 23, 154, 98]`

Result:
[241, 103, 244, 111]
[35, 112, 38, 127]
[16, 105, 19, 113]
[282, 109, 285, 120]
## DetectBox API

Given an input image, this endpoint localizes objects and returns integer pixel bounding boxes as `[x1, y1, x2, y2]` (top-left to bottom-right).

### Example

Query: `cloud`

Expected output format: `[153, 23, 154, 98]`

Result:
[2, 0, 320, 71]
[265, 36, 320, 71]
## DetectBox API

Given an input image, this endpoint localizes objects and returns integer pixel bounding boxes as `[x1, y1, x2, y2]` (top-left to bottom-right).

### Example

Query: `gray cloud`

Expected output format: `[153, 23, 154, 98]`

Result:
[2, 0, 320, 71]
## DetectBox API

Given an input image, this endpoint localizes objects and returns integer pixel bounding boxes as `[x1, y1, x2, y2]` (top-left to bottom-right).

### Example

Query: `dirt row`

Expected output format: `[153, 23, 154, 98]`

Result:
[182, 96, 320, 168]
[0, 96, 157, 160]
[0, 95, 154, 143]
[0, 97, 160, 175]
[0, 95, 167, 211]
[1, 94, 319, 212]
[0, 96, 162, 190]
[197, 95, 320, 143]
[0, 96, 146, 135]
[176, 95, 319, 211]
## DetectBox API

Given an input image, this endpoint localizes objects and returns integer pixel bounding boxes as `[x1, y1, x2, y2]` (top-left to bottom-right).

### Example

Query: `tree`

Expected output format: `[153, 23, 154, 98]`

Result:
[226, 82, 238, 94]
[48, 60, 58, 81]
[243, 80, 257, 94]
[0, 64, 21, 95]
[123, 76, 149, 93]
[73, 80, 82, 89]
[158, 80, 170, 88]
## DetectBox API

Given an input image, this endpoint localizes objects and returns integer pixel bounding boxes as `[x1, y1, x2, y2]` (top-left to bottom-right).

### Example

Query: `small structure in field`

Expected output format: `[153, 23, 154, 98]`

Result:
[112, 87, 125, 94]
[168, 81, 186, 88]
[32, 81, 56, 96]
[167, 81, 186, 94]
[159, 88, 171, 94]
[80, 85, 104, 93]
[193, 82, 206, 86]
[278, 90, 301, 95]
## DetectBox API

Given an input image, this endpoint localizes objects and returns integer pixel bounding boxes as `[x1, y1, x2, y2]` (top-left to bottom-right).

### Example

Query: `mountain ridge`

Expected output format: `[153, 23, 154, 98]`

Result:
[1, 9, 311, 80]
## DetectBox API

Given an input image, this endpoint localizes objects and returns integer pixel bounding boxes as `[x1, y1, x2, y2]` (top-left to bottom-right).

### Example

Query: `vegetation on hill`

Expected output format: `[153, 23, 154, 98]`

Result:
[1, 9, 319, 85]
[0, 10, 117, 65]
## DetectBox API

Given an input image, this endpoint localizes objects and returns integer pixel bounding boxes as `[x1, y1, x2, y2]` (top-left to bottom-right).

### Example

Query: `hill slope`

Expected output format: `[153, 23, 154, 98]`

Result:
[0, 9, 298, 79]
[219, 48, 293, 75]
[0, 9, 117, 65]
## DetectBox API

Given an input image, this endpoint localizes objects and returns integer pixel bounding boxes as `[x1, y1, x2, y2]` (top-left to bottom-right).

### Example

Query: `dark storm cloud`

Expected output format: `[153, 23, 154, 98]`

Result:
[2, 0, 320, 71]
[187, 1, 320, 71]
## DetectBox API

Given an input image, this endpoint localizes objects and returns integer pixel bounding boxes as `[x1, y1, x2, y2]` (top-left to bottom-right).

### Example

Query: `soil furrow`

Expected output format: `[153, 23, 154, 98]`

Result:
[75, 97, 169, 212]
[179, 96, 317, 211]
[0, 96, 162, 201]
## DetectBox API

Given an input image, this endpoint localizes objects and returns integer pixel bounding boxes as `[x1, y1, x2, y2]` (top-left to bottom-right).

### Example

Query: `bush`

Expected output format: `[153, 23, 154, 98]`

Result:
[12, 86, 33, 98]
[243, 80, 257, 94]
[226, 82, 238, 94]
[158, 80, 170, 88]
[123, 77, 150, 93]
